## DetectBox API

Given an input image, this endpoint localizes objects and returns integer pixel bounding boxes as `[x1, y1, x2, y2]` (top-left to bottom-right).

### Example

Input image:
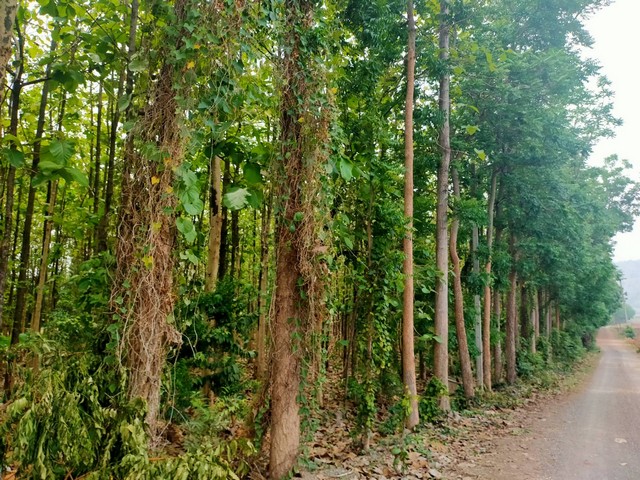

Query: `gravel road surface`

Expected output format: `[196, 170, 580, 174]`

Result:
[543, 325, 640, 480]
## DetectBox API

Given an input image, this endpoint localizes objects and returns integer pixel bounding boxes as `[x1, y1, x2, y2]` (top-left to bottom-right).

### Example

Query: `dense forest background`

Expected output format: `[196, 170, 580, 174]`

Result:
[0, 0, 638, 478]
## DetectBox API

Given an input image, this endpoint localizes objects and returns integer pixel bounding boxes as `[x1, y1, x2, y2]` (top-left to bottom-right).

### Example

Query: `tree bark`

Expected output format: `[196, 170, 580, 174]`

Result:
[493, 289, 503, 383]
[506, 234, 518, 385]
[256, 196, 271, 381]
[450, 168, 474, 399]
[482, 169, 497, 389]
[4, 38, 55, 395]
[402, 0, 419, 429]
[205, 154, 223, 291]
[31, 180, 58, 334]
[97, 0, 138, 252]
[434, 0, 451, 411]
[114, 0, 189, 439]
[0, 22, 23, 327]
[0, 0, 17, 106]
[472, 224, 483, 386]
[270, 1, 323, 476]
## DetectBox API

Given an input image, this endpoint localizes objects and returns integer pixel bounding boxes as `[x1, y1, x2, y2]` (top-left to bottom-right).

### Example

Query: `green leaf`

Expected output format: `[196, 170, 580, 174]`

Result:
[243, 162, 262, 185]
[117, 94, 131, 112]
[4, 149, 25, 168]
[465, 125, 479, 135]
[60, 167, 89, 186]
[182, 198, 203, 216]
[339, 159, 353, 182]
[48, 139, 75, 163]
[38, 160, 64, 172]
[223, 187, 251, 210]
[176, 217, 197, 244]
[128, 55, 148, 73]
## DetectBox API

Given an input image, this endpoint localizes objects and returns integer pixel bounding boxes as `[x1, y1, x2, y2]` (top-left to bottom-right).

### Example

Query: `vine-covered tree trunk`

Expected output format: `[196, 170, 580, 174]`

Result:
[434, 0, 451, 411]
[482, 169, 497, 389]
[450, 168, 474, 399]
[402, 0, 419, 429]
[270, 0, 326, 475]
[114, 0, 189, 438]
[205, 154, 223, 291]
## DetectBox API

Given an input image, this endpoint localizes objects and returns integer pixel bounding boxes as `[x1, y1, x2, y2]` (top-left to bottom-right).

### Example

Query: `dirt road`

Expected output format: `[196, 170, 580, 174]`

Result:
[456, 326, 640, 480]
[542, 325, 640, 480]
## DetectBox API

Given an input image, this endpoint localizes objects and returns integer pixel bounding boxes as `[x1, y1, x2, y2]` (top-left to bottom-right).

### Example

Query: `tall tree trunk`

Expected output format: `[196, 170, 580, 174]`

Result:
[256, 196, 272, 381]
[0, 23, 23, 327]
[114, 0, 189, 439]
[506, 233, 518, 385]
[472, 224, 483, 385]
[31, 180, 58, 334]
[218, 160, 230, 280]
[205, 154, 223, 291]
[270, 1, 325, 476]
[450, 168, 474, 399]
[97, 1, 138, 252]
[531, 289, 539, 353]
[0, 0, 17, 106]
[32, 91, 67, 334]
[4, 38, 55, 394]
[434, 0, 451, 411]
[92, 84, 103, 249]
[402, 0, 419, 429]
[520, 284, 529, 349]
[482, 169, 497, 389]
[493, 289, 503, 383]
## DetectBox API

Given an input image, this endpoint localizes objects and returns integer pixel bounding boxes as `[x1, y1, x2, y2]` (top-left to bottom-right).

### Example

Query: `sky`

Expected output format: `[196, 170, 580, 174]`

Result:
[585, 0, 640, 262]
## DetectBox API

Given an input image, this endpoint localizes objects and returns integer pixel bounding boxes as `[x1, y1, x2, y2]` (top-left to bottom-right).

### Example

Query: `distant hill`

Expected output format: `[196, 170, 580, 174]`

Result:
[617, 260, 640, 312]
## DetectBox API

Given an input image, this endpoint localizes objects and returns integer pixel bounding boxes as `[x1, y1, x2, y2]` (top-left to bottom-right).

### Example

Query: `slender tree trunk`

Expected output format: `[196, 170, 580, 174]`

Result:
[520, 284, 529, 348]
[4, 39, 55, 394]
[31, 180, 58, 334]
[256, 196, 271, 381]
[219, 160, 230, 280]
[402, 0, 419, 429]
[506, 234, 517, 385]
[205, 154, 223, 291]
[472, 224, 483, 385]
[493, 290, 503, 383]
[97, 1, 138, 252]
[92, 84, 103, 249]
[434, 0, 451, 411]
[0, 24, 23, 327]
[482, 170, 497, 389]
[450, 168, 474, 399]
[531, 289, 539, 353]
[0, 0, 18, 106]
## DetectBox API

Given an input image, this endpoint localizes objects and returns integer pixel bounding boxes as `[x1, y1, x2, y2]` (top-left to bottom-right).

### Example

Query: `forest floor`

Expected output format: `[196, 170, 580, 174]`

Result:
[293, 326, 640, 480]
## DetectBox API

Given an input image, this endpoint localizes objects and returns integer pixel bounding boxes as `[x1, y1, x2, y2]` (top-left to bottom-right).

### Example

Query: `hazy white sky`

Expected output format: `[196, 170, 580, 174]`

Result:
[585, 0, 640, 261]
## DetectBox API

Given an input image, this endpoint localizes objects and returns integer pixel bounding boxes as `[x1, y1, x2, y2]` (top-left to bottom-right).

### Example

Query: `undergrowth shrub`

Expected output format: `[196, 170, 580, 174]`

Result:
[419, 377, 448, 423]
[551, 330, 586, 364]
[623, 325, 636, 339]
[175, 278, 257, 401]
[0, 336, 254, 479]
[516, 347, 545, 379]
